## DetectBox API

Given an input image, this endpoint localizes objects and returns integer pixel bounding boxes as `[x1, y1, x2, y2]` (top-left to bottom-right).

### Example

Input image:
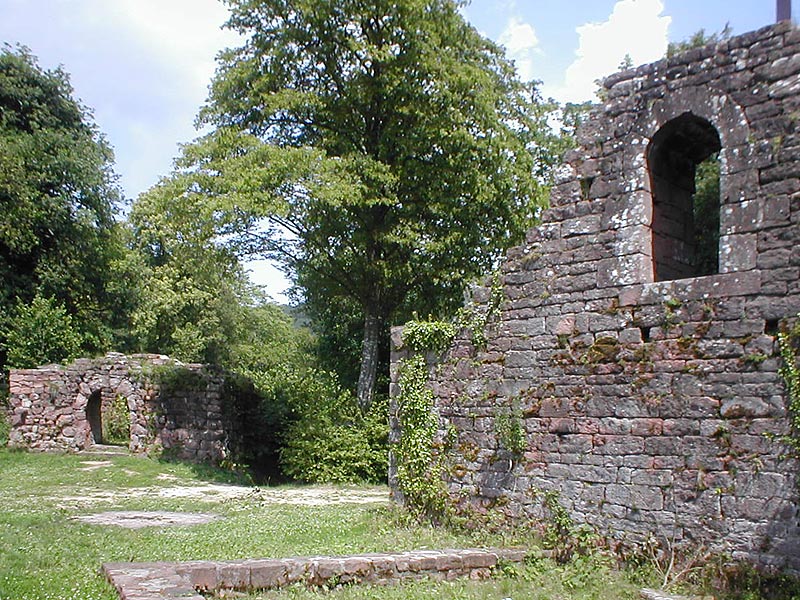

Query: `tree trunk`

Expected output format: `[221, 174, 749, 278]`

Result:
[356, 306, 381, 412]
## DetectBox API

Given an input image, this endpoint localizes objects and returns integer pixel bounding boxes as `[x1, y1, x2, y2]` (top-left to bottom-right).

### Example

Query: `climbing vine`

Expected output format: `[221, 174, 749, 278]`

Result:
[777, 316, 800, 453]
[457, 271, 505, 349]
[401, 319, 457, 354]
[394, 354, 448, 518]
[395, 274, 506, 519]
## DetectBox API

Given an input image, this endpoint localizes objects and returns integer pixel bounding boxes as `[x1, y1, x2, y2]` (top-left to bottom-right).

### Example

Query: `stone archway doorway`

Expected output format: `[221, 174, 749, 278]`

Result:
[86, 390, 103, 444]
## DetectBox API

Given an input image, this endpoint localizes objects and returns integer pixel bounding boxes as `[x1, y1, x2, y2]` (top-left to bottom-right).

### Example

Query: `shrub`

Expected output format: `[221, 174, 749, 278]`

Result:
[1, 295, 82, 368]
[102, 395, 131, 446]
[280, 370, 388, 484]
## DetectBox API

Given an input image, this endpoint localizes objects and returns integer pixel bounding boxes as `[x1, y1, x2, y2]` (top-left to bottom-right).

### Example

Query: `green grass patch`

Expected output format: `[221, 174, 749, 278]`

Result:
[0, 449, 639, 600]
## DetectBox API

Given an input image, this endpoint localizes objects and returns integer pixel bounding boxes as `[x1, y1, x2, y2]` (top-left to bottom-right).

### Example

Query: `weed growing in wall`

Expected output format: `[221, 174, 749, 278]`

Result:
[495, 403, 527, 455]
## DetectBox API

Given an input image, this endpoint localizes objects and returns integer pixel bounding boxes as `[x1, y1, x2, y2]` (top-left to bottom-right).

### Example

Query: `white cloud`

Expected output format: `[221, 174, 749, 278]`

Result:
[62, 0, 244, 199]
[89, 0, 242, 89]
[548, 0, 670, 104]
[498, 16, 540, 82]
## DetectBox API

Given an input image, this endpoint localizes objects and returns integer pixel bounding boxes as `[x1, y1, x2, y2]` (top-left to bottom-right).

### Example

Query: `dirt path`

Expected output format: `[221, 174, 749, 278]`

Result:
[59, 459, 389, 509]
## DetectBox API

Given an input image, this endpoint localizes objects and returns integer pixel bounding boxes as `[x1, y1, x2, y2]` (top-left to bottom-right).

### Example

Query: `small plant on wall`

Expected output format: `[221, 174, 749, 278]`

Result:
[495, 402, 527, 456]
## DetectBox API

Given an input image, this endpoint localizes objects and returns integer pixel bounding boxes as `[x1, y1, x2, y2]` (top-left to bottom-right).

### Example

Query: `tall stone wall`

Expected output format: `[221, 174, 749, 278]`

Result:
[7, 353, 230, 464]
[390, 22, 800, 571]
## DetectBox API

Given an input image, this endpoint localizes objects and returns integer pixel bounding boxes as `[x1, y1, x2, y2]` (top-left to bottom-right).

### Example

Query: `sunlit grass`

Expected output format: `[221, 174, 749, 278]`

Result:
[0, 449, 643, 600]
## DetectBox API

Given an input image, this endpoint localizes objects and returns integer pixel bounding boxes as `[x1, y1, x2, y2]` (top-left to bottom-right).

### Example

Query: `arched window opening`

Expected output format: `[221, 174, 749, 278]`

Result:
[648, 114, 721, 281]
[86, 391, 103, 445]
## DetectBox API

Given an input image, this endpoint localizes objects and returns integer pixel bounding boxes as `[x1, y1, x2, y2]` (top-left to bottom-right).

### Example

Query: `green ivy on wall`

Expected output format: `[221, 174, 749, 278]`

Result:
[395, 274, 506, 518]
[777, 316, 800, 453]
[402, 319, 457, 354]
[394, 353, 448, 518]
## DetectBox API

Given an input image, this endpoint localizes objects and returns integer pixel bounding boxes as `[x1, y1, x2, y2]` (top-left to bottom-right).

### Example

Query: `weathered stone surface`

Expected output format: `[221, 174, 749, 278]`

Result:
[390, 22, 800, 574]
[103, 549, 527, 599]
[6, 354, 230, 464]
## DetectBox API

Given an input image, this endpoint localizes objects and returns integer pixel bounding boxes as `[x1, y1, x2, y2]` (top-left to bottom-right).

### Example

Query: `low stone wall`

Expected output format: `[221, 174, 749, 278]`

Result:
[7, 353, 229, 463]
[102, 548, 527, 600]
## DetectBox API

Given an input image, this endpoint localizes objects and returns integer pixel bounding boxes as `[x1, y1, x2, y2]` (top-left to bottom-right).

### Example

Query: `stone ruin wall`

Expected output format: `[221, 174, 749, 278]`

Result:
[390, 22, 800, 571]
[6, 353, 230, 464]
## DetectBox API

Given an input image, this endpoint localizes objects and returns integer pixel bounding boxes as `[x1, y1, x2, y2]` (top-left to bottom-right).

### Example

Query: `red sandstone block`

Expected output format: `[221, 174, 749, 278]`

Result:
[459, 550, 497, 569]
[177, 562, 215, 589]
[630, 418, 663, 436]
[435, 553, 463, 571]
[248, 559, 286, 589]
[163, 586, 204, 599]
[309, 558, 344, 585]
[395, 554, 423, 572]
[497, 548, 527, 562]
[342, 556, 372, 577]
[217, 562, 250, 589]
[282, 558, 307, 585]
[369, 556, 397, 579]
[468, 567, 492, 580]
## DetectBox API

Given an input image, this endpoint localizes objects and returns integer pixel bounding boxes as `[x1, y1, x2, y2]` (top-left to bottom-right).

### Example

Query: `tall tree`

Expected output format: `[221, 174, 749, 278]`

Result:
[129, 175, 256, 365]
[192, 0, 557, 409]
[0, 45, 128, 366]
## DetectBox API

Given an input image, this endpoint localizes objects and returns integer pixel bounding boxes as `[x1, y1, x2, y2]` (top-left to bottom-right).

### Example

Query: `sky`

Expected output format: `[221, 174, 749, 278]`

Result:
[0, 0, 792, 302]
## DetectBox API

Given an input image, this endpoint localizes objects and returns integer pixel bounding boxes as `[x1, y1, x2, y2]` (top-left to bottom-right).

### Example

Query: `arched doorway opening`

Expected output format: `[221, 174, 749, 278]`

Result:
[648, 113, 722, 281]
[86, 391, 103, 444]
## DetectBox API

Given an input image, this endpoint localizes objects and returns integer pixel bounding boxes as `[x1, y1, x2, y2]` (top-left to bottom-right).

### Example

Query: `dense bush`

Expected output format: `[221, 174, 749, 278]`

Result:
[280, 377, 388, 484]
[1, 295, 82, 368]
[102, 394, 131, 446]
[0, 47, 129, 369]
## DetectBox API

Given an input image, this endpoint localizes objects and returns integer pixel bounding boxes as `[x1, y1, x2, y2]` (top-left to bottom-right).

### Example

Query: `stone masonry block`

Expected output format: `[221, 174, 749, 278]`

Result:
[216, 563, 250, 590]
[248, 560, 288, 589]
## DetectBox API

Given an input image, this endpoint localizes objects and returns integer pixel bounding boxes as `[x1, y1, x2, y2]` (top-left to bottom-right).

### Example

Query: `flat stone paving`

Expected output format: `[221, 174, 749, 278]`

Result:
[74, 510, 221, 529]
[103, 548, 528, 599]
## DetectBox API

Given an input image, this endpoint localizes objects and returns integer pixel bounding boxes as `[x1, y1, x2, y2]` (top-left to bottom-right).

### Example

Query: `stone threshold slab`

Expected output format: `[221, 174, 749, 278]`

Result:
[103, 548, 528, 599]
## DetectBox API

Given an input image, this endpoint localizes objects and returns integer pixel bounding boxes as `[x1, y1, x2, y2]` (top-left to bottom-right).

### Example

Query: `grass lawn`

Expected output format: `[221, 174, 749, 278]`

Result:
[0, 448, 644, 600]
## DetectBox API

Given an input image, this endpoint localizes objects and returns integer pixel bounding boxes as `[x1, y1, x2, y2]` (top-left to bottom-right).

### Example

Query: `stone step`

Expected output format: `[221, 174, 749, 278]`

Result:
[103, 548, 529, 599]
[79, 444, 130, 457]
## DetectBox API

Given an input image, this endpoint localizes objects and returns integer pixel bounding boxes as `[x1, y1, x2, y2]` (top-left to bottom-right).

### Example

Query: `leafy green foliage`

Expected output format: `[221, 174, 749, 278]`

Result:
[128, 176, 258, 365]
[102, 394, 131, 446]
[693, 153, 721, 276]
[0, 45, 129, 365]
[181, 0, 560, 409]
[130, 157, 386, 484]
[280, 373, 388, 483]
[401, 320, 457, 354]
[394, 354, 448, 518]
[777, 316, 800, 453]
[495, 404, 526, 455]
[1, 295, 82, 368]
